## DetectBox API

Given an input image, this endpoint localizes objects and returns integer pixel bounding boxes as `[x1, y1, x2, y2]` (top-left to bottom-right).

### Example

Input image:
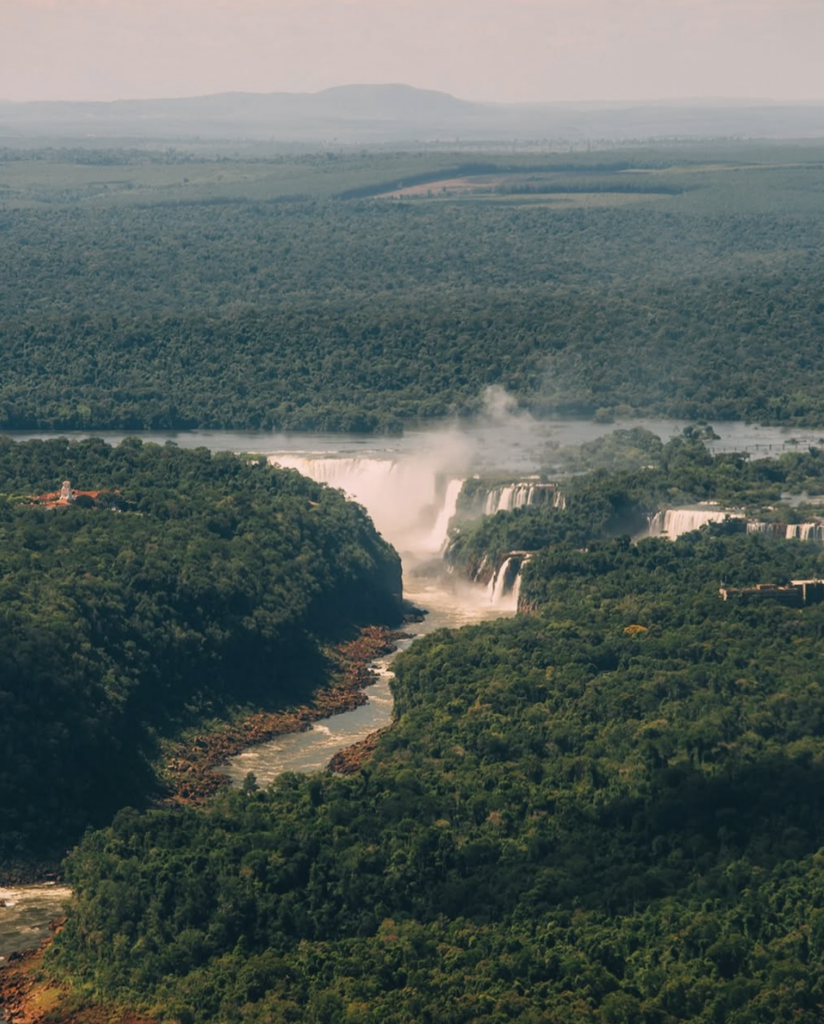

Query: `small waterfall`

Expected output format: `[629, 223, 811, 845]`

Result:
[485, 555, 529, 611]
[428, 478, 465, 554]
[481, 482, 558, 516]
[647, 508, 743, 539]
[486, 557, 515, 604]
[483, 483, 535, 515]
[785, 523, 824, 541]
[748, 521, 824, 542]
[509, 554, 531, 608]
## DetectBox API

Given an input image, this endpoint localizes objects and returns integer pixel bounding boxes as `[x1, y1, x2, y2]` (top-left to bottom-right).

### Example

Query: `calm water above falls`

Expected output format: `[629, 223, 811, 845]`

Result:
[6, 415, 824, 471]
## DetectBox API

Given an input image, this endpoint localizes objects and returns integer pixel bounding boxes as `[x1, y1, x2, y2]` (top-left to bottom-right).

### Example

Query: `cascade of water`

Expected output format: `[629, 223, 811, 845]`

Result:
[483, 487, 505, 516]
[786, 523, 824, 541]
[647, 508, 743, 539]
[482, 482, 539, 515]
[271, 455, 464, 557]
[512, 484, 535, 509]
[222, 451, 522, 789]
[509, 554, 531, 608]
[486, 557, 515, 604]
[748, 521, 824, 541]
[428, 478, 465, 554]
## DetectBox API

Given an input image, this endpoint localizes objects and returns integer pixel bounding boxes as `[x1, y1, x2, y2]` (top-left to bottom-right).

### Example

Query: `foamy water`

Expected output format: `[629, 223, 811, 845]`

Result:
[221, 560, 511, 784]
[0, 884, 72, 959]
[222, 437, 538, 783]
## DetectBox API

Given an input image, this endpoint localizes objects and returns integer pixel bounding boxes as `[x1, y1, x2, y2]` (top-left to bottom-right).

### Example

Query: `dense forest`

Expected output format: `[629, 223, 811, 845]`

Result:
[1, 144, 824, 431]
[447, 431, 824, 579]
[0, 437, 401, 865]
[34, 441, 824, 1023]
[6, 138, 824, 1021]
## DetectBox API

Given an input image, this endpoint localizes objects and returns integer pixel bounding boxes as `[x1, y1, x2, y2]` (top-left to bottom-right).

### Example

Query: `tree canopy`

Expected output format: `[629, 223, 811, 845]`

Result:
[42, 442, 824, 1023]
[0, 437, 401, 863]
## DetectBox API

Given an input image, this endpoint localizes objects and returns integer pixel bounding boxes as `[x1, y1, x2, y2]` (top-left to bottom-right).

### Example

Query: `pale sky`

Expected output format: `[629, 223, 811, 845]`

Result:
[1, 0, 823, 104]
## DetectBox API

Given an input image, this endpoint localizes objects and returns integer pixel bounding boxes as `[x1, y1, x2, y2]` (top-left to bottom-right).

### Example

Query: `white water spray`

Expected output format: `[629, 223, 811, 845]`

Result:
[484, 555, 529, 611]
[646, 507, 744, 539]
[271, 455, 468, 559]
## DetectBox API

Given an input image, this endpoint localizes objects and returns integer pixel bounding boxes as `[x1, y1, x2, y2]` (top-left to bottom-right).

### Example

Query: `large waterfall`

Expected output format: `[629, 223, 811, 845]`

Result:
[271, 455, 466, 559]
[268, 454, 539, 614]
[221, 452, 526, 785]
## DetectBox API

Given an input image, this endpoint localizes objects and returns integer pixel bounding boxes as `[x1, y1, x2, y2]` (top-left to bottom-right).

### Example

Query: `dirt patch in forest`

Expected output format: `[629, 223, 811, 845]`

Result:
[378, 174, 510, 197]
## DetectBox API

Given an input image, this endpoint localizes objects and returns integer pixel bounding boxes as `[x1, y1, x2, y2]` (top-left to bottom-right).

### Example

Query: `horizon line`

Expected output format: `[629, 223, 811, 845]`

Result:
[3, 84, 824, 107]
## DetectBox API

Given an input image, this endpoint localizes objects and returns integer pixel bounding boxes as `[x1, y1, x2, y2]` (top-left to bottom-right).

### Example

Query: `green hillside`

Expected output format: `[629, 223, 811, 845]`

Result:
[0, 438, 401, 865]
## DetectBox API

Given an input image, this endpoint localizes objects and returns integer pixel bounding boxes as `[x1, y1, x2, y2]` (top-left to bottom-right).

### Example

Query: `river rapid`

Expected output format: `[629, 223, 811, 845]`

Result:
[0, 884, 72, 962]
[3, 414, 821, 957]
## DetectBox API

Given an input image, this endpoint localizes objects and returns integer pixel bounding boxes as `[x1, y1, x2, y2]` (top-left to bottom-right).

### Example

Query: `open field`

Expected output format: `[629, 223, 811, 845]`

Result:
[2, 142, 823, 211]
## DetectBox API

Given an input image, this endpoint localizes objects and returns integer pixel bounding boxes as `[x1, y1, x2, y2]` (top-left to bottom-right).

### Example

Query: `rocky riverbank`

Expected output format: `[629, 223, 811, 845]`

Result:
[161, 625, 405, 804]
[0, 867, 63, 890]
[327, 727, 389, 774]
[0, 626, 406, 1023]
[0, 928, 157, 1024]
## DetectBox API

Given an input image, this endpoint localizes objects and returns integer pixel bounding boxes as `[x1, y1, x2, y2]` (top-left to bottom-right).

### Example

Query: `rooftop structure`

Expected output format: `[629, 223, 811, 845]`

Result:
[30, 480, 108, 509]
[719, 579, 824, 607]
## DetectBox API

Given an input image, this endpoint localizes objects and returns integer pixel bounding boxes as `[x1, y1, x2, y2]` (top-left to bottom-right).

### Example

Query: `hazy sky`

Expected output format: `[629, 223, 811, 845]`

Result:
[2, 0, 823, 104]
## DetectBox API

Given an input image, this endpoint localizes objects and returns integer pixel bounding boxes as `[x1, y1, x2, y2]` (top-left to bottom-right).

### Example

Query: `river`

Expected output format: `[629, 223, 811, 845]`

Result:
[0, 884, 72, 962]
[5, 414, 823, 466]
[3, 414, 822, 957]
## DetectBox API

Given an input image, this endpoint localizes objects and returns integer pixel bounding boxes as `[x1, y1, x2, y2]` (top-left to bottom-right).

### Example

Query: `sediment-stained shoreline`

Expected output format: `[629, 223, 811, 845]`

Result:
[161, 624, 405, 804]
[327, 726, 389, 774]
[0, 624, 405, 1023]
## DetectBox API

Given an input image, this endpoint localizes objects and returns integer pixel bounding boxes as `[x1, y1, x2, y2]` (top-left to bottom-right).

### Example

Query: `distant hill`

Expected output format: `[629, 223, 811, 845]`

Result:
[1, 83, 823, 144]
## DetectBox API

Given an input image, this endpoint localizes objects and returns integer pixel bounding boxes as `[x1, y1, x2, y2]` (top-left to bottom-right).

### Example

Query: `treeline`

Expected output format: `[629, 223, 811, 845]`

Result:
[2, 155, 824, 430]
[447, 431, 824, 577]
[42, 450, 824, 1022]
[0, 437, 401, 863]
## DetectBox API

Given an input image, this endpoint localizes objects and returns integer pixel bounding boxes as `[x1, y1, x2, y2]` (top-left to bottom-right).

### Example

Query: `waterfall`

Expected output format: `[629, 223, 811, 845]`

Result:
[647, 508, 743, 539]
[483, 483, 535, 515]
[485, 555, 529, 610]
[748, 521, 824, 541]
[785, 523, 824, 541]
[473, 554, 488, 582]
[270, 455, 464, 558]
[428, 478, 465, 554]
[486, 557, 515, 605]
[481, 481, 559, 516]
[509, 554, 531, 608]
